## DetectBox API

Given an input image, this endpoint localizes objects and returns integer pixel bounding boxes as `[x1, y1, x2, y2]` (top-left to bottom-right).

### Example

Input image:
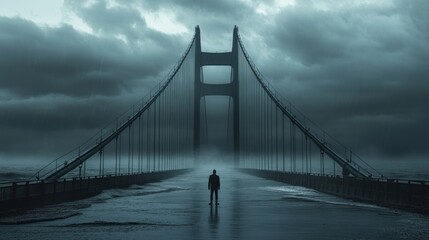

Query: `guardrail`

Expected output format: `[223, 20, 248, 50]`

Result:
[242, 168, 429, 215]
[0, 169, 191, 211]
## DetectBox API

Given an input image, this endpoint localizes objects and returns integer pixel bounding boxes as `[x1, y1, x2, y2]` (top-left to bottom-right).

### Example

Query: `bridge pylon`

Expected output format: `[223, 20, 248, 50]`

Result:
[193, 26, 240, 167]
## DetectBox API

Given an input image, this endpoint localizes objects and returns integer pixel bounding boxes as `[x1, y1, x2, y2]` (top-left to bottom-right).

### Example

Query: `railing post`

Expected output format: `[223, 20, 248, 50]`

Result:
[11, 182, 17, 200]
[40, 180, 45, 197]
[72, 177, 76, 191]
[25, 181, 30, 199]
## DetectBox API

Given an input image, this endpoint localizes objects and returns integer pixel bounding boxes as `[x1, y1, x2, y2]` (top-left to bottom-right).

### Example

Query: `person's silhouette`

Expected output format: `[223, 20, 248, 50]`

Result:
[208, 169, 220, 205]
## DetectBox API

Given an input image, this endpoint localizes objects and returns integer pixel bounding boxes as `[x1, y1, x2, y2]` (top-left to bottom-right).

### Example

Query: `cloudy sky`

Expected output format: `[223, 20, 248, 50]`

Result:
[0, 0, 428, 165]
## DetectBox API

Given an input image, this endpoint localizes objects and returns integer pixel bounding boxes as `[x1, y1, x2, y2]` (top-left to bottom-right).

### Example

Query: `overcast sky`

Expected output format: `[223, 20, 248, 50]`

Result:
[0, 0, 428, 164]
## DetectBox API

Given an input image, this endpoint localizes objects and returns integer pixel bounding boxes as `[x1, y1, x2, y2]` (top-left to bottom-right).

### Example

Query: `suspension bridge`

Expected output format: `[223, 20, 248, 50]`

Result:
[0, 26, 428, 219]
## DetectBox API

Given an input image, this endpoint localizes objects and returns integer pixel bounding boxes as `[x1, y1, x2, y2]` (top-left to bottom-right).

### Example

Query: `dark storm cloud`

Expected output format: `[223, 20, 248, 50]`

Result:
[0, 94, 136, 155]
[257, 0, 429, 157]
[126, 0, 255, 50]
[66, 0, 177, 47]
[0, 16, 184, 98]
[67, 0, 146, 39]
[129, 0, 245, 17]
[1, 0, 428, 161]
[0, 96, 126, 131]
[0, 1, 191, 156]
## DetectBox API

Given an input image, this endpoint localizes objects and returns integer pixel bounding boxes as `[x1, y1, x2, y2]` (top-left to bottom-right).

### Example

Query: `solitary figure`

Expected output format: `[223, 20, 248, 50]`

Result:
[208, 169, 220, 205]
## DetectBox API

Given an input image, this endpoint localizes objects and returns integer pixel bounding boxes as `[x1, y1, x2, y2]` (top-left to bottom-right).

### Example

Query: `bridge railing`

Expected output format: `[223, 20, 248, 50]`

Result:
[27, 33, 197, 182]
[237, 32, 384, 179]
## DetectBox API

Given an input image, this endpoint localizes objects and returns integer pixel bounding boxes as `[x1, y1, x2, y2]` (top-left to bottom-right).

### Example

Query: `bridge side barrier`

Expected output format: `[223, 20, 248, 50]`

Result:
[0, 169, 191, 212]
[241, 169, 429, 215]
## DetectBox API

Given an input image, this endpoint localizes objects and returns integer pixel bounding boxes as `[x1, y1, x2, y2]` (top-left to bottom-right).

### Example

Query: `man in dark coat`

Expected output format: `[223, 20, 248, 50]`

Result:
[208, 169, 220, 205]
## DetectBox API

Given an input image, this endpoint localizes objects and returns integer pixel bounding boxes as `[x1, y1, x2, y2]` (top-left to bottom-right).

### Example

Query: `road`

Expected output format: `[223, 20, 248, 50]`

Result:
[0, 167, 428, 239]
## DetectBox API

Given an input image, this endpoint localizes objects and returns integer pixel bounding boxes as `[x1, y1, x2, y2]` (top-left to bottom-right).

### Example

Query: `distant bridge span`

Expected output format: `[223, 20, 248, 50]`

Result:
[42, 26, 372, 181]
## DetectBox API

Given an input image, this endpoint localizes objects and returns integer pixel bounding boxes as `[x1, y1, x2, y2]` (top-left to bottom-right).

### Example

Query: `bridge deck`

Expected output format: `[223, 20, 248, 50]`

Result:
[0, 168, 428, 239]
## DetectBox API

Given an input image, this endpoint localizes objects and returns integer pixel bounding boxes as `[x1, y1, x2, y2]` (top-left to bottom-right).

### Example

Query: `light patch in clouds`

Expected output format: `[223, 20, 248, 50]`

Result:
[61, 8, 95, 34]
[255, 0, 296, 16]
[0, 0, 95, 34]
[312, 0, 394, 12]
[0, 0, 64, 26]
[142, 8, 189, 34]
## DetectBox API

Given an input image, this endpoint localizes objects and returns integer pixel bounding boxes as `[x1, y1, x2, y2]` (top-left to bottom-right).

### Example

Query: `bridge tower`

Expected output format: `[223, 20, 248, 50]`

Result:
[193, 26, 240, 166]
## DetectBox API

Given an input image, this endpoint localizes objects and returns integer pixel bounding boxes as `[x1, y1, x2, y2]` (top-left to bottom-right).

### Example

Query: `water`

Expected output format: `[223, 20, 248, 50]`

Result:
[0, 167, 428, 239]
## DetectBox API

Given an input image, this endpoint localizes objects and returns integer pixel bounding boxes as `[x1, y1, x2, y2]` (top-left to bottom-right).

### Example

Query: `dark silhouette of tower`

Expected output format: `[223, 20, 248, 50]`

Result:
[193, 26, 240, 166]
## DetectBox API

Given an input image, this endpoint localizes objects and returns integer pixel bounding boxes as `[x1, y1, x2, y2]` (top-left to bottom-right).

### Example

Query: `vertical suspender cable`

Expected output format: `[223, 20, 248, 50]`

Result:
[119, 133, 122, 175]
[102, 147, 105, 176]
[83, 159, 86, 178]
[131, 122, 134, 174]
[282, 113, 285, 172]
[276, 105, 278, 171]
[115, 136, 118, 175]
[333, 157, 336, 176]
[290, 120, 293, 172]
[138, 116, 141, 173]
[147, 106, 151, 172]
[158, 96, 161, 172]
[99, 149, 102, 176]
[127, 125, 131, 174]
[305, 136, 308, 174]
[308, 136, 311, 173]
[268, 97, 272, 170]
[260, 89, 263, 169]
[268, 99, 271, 170]
[301, 131, 304, 173]
[153, 101, 157, 172]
